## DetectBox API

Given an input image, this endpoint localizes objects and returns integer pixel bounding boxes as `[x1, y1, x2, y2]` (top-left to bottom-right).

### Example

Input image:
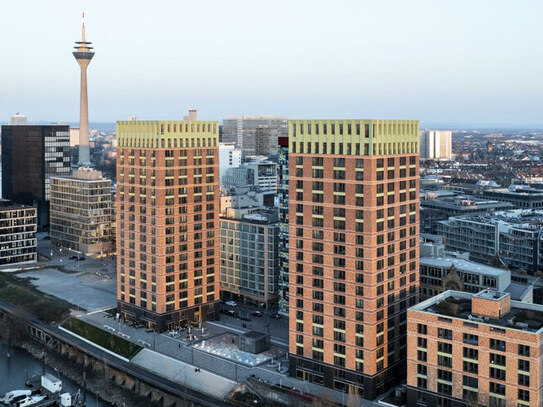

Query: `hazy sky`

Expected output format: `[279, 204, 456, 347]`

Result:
[1, 0, 543, 127]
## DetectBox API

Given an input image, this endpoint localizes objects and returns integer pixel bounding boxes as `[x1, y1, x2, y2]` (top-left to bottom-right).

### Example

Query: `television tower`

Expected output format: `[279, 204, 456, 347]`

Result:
[73, 13, 94, 165]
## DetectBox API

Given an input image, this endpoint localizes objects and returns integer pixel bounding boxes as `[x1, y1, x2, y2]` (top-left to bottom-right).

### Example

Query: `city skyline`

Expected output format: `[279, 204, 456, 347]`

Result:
[1, 1, 543, 127]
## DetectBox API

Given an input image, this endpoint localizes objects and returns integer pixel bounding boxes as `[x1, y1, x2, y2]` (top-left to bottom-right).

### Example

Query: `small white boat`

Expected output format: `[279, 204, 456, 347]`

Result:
[16, 395, 47, 407]
[1, 390, 31, 405]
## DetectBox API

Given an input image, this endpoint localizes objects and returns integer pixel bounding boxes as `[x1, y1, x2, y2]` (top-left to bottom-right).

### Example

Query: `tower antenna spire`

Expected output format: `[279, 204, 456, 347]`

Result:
[81, 12, 86, 43]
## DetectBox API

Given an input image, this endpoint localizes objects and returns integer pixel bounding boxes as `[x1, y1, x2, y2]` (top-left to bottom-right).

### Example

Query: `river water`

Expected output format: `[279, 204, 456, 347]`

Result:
[0, 343, 110, 406]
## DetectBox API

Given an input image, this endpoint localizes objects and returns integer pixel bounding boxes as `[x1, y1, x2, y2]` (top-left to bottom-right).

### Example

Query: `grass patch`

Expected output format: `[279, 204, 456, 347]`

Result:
[0, 273, 71, 323]
[63, 317, 142, 359]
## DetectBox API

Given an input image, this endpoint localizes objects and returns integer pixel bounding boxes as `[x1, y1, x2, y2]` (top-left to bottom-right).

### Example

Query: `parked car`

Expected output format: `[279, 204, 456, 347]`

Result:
[270, 313, 281, 320]
[226, 310, 239, 317]
[225, 300, 237, 307]
[252, 310, 263, 317]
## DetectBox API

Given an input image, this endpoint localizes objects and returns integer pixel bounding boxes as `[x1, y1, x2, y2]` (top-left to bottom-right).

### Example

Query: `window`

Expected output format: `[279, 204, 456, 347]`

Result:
[417, 350, 427, 362]
[437, 328, 452, 340]
[518, 373, 530, 387]
[437, 369, 452, 382]
[490, 339, 505, 352]
[417, 324, 427, 335]
[489, 367, 506, 381]
[518, 359, 530, 372]
[438, 355, 452, 368]
[518, 389, 530, 403]
[438, 342, 452, 354]
[417, 364, 427, 376]
[518, 344, 530, 357]
[437, 382, 452, 395]
[489, 382, 505, 396]
[463, 361, 478, 374]
[463, 333, 478, 346]
[488, 396, 505, 407]
[490, 353, 505, 366]
[463, 347, 478, 360]
[417, 337, 427, 349]
[462, 375, 478, 389]
[417, 377, 427, 389]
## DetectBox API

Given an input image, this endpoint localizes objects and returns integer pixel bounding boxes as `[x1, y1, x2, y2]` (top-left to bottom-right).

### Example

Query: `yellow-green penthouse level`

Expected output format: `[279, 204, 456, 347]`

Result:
[289, 119, 419, 156]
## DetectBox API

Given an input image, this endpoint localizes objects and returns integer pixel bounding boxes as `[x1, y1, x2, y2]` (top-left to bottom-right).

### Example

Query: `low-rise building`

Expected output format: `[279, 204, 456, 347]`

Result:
[437, 210, 543, 273]
[0, 200, 37, 267]
[421, 193, 512, 234]
[482, 185, 543, 209]
[408, 289, 543, 407]
[420, 241, 532, 302]
[50, 168, 115, 256]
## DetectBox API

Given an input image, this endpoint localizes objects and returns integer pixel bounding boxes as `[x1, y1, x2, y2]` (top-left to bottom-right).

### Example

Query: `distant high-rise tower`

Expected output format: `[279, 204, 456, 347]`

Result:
[73, 13, 94, 165]
[9, 113, 28, 125]
[420, 130, 452, 160]
[183, 109, 199, 121]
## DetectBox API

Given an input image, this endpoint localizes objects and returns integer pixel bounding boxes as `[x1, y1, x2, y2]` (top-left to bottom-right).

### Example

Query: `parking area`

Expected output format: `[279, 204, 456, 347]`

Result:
[10, 237, 118, 313]
[18, 268, 117, 312]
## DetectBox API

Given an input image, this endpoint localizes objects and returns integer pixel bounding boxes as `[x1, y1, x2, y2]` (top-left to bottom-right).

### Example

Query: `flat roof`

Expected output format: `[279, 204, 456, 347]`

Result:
[241, 330, 268, 339]
[420, 256, 507, 277]
[411, 290, 543, 334]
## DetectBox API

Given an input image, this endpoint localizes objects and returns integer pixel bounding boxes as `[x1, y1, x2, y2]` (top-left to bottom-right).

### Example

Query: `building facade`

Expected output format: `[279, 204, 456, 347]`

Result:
[218, 143, 242, 187]
[116, 120, 220, 331]
[1, 125, 71, 231]
[0, 200, 37, 268]
[255, 127, 280, 156]
[420, 130, 452, 160]
[482, 185, 543, 209]
[50, 168, 115, 255]
[437, 210, 543, 274]
[222, 115, 287, 156]
[419, 241, 533, 303]
[288, 119, 420, 399]
[420, 193, 512, 234]
[277, 137, 290, 316]
[222, 161, 278, 192]
[219, 208, 280, 309]
[408, 290, 542, 407]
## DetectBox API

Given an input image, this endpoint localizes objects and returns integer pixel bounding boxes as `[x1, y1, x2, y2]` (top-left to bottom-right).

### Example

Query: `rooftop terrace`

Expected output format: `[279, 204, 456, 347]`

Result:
[412, 290, 543, 334]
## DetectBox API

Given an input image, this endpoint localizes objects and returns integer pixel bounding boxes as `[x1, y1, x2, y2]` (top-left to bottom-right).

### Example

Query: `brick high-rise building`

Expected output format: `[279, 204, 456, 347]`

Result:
[116, 120, 220, 331]
[288, 119, 420, 399]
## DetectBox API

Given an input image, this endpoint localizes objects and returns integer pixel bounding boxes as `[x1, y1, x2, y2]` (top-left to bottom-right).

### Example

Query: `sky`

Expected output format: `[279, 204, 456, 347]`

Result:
[1, 0, 543, 127]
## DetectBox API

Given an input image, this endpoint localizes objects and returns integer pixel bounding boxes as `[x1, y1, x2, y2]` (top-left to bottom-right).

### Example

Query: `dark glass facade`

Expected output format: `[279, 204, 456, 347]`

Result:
[1, 125, 70, 230]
